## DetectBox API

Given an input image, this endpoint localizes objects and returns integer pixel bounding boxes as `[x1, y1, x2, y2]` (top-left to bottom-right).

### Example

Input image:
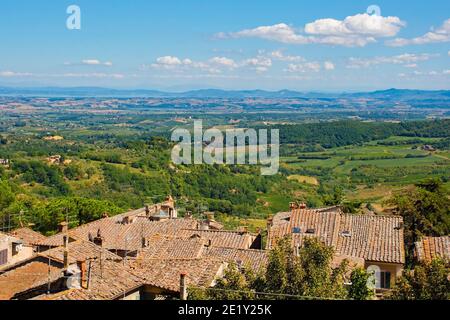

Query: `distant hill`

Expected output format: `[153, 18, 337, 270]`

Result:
[344, 89, 450, 100]
[0, 86, 449, 100]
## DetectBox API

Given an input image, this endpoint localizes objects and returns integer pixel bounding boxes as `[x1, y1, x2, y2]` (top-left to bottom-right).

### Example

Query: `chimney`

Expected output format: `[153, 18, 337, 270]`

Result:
[59, 221, 69, 234]
[142, 237, 148, 248]
[77, 260, 88, 289]
[289, 202, 298, 211]
[145, 205, 150, 217]
[299, 202, 307, 209]
[93, 229, 104, 247]
[102, 212, 109, 219]
[180, 272, 188, 300]
[122, 216, 130, 225]
[185, 211, 192, 219]
[63, 235, 69, 269]
[206, 212, 215, 222]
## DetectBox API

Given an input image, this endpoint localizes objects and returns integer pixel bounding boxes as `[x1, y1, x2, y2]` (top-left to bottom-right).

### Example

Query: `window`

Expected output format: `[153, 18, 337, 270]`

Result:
[0, 249, 8, 266]
[379, 271, 391, 289]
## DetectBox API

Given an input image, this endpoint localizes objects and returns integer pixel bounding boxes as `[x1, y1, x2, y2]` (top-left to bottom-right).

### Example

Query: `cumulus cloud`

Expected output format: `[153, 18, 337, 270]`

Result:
[61, 73, 124, 79]
[399, 69, 449, 77]
[285, 62, 322, 73]
[151, 56, 239, 74]
[0, 71, 33, 77]
[324, 61, 335, 70]
[216, 13, 405, 47]
[305, 14, 405, 37]
[346, 53, 437, 69]
[387, 18, 450, 46]
[270, 50, 305, 62]
[209, 56, 238, 68]
[0, 70, 124, 79]
[65, 59, 113, 67]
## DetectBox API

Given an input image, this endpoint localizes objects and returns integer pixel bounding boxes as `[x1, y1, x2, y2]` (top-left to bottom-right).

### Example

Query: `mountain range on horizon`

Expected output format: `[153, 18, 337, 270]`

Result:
[0, 86, 450, 100]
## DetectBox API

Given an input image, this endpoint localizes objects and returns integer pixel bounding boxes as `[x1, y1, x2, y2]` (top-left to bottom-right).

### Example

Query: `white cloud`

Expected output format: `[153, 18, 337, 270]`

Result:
[61, 73, 124, 79]
[241, 56, 273, 72]
[346, 53, 436, 69]
[217, 13, 405, 47]
[387, 18, 450, 46]
[324, 61, 335, 70]
[219, 23, 309, 44]
[0, 71, 33, 77]
[270, 50, 305, 62]
[305, 14, 405, 37]
[153, 56, 183, 67]
[65, 59, 113, 67]
[285, 62, 321, 73]
[0, 71, 124, 79]
[151, 56, 238, 74]
[209, 57, 238, 68]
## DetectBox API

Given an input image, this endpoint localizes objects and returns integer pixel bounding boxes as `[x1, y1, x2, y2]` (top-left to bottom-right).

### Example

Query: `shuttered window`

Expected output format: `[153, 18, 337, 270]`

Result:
[380, 272, 391, 289]
[0, 249, 8, 265]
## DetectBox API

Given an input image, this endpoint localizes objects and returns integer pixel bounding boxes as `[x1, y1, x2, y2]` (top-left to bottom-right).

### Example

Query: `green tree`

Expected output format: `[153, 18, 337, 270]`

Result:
[390, 259, 450, 300]
[0, 179, 15, 211]
[348, 268, 374, 300]
[34, 197, 122, 234]
[192, 237, 353, 300]
[387, 179, 450, 263]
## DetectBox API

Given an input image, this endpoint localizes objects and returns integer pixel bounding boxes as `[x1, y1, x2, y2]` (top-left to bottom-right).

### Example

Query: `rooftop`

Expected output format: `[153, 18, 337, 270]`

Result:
[415, 236, 450, 263]
[8, 227, 48, 246]
[268, 209, 405, 264]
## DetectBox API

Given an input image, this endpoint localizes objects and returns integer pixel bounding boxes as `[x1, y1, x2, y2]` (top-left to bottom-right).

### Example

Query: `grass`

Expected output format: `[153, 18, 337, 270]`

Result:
[288, 175, 319, 185]
[281, 137, 449, 205]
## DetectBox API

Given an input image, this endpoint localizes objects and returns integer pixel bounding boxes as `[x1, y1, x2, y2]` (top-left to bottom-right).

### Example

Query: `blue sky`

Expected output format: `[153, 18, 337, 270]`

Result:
[0, 0, 449, 91]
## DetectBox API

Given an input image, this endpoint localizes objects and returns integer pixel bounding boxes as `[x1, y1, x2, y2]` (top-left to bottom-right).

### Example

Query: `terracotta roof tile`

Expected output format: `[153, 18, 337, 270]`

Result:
[177, 229, 256, 250]
[0, 261, 62, 300]
[39, 258, 225, 300]
[204, 247, 268, 272]
[268, 209, 405, 264]
[8, 228, 47, 246]
[415, 236, 450, 263]
[39, 240, 122, 265]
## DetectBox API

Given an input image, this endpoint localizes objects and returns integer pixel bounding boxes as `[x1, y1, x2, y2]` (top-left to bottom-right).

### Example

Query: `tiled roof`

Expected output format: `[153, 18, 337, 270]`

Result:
[37, 215, 198, 252]
[8, 228, 48, 246]
[39, 240, 122, 265]
[137, 234, 267, 272]
[39, 258, 225, 300]
[131, 258, 225, 293]
[204, 247, 268, 272]
[137, 235, 206, 260]
[39, 260, 145, 301]
[0, 261, 62, 300]
[268, 209, 341, 249]
[177, 229, 256, 250]
[415, 236, 450, 263]
[268, 209, 405, 264]
[336, 215, 405, 264]
[0, 232, 8, 241]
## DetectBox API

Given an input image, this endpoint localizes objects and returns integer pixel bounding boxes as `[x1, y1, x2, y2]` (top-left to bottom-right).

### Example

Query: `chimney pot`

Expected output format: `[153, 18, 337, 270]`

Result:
[180, 273, 188, 300]
[77, 260, 88, 289]
[59, 222, 69, 234]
